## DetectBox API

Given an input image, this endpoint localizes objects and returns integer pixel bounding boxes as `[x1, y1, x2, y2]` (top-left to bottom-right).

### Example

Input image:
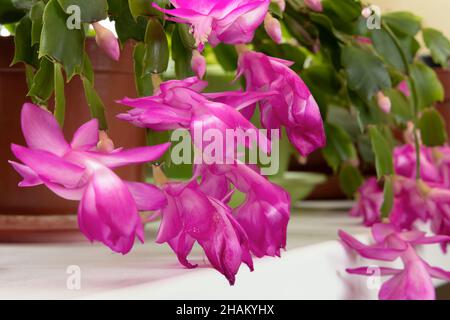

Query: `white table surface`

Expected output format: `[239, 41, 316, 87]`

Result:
[0, 210, 448, 300]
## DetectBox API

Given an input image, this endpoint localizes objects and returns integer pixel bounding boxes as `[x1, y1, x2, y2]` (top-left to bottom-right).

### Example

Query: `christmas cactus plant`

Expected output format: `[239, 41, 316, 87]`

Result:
[3, 0, 450, 299]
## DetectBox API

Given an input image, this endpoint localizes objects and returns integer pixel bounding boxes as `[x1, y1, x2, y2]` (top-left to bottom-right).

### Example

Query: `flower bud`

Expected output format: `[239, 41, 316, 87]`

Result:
[377, 91, 391, 114]
[97, 131, 115, 153]
[191, 50, 207, 79]
[397, 80, 411, 97]
[92, 22, 120, 61]
[304, 0, 323, 12]
[361, 7, 372, 19]
[264, 13, 282, 44]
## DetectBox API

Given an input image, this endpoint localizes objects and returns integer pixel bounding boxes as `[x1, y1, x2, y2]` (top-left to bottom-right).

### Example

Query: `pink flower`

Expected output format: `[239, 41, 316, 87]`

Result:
[118, 77, 272, 152]
[153, 0, 270, 49]
[236, 50, 326, 156]
[339, 223, 450, 300]
[388, 177, 450, 253]
[92, 22, 120, 61]
[10, 104, 170, 254]
[304, 0, 323, 12]
[389, 179, 432, 230]
[397, 80, 411, 97]
[350, 178, 383, 226]
[264, 13, 282, 44]
[191, 50, 207, 79]
[156, 180, 253, 285]
[196, 163, 291, 257]
[394, 144, 442, 184]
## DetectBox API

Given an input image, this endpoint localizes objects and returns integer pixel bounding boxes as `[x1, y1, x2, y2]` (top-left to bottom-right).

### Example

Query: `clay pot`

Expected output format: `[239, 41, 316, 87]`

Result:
[435, 68, 450, 139]
[0, 37, 146, 216]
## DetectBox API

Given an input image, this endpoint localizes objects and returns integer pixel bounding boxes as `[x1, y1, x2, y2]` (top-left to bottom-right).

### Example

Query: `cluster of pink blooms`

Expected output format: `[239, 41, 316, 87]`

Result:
[10, 0, 326, 285]
[344, 137, 450, 298]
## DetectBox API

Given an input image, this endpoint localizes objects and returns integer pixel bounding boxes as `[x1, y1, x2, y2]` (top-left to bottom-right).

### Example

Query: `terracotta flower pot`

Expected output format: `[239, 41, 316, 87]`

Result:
[435, 68, 450, 140]
[0, 37, 146, 218]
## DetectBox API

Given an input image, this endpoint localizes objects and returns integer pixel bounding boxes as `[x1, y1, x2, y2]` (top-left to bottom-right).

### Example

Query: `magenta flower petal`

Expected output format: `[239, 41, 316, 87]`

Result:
[410, 234, 450, 245]
[155, 0, 269, 47]
[156, 181, 253, 284]
[379, 257, 435, 300]
[196, 165, 231, 201]
[167, 232, 197, 269]
[394, 145, 441, 183]
[426, 264, 450, 281]
[11, 144, 85, 187]
[44, 181, 85, 201]
[237, 51, 326, 156]
[158, 77, 208, 94]
[70, 119, 99, 151]
[371, 223, 398, 243]
[350, 178, 383, 226]
[157, 182, 214, 244]
[204, 90, 276, 119]
[338, 230, 406, 261]
[78, 167, 144, 254]
[8, 161, 42, 187]
[200, 198, 253, 285]
[21, 103, 69, 156]
[212, 1, 270, 46]
[85, 143, 171, 168]
[125, 181, 168, 211]
[202, 163, 290, 257]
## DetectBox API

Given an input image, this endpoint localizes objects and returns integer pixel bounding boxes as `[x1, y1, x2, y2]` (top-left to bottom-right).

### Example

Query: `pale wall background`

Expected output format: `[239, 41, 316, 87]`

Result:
[373, 0, 450, 38]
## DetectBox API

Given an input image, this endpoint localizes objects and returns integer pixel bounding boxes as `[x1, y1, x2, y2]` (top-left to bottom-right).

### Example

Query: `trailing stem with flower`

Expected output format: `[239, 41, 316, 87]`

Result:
[3, 0, 450, 297]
